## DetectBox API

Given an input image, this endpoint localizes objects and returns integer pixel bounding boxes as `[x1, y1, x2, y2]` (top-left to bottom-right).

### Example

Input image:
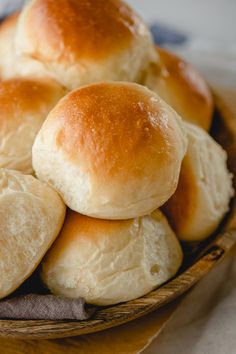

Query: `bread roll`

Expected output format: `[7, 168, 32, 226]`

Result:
[32, 82, 187, 219]
[41, 209, 183, 306]
[0, 169, 66, 299]
[163, 122, 234, 241]
[0, 78, 66, 174]
[146, 47, 213, 131]
[10, 0, 158, 89]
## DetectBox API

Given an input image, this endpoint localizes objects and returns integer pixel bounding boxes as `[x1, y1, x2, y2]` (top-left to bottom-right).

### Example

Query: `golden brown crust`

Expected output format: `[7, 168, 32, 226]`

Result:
[33, 82, 187, 218]
[20, 0, 143, 62]
[0, 78, 65, 129]
[162, 155, 198, 235]
[154, 47, 214, 131]
[52, 82, 179, 182]
[55, 211, 133, 246]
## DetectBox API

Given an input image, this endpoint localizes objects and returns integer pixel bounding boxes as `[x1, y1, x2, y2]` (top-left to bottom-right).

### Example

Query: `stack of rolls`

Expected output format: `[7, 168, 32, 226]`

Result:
[0, 0, 234, 307]
[34, 82, 187, 305]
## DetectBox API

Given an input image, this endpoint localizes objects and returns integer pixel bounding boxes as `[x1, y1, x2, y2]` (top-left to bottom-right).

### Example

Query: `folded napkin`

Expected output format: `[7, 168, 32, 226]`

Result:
[0, 294, 95, 320]
[0, 263, 96, 320]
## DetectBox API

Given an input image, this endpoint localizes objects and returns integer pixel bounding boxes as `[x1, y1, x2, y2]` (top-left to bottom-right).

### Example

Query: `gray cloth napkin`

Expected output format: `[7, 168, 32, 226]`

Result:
[0, 294, 95, 320]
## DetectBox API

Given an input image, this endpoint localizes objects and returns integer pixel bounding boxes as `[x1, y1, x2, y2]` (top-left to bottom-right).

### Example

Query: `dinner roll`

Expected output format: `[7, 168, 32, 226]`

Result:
[13, 0, 158, 89]
[0, 169, 66, 299]
[33, 82, 187, 219]
[41, 209, 183, 306]
[0, 78, 66, 174]
[146, 47, 213, 131]
[163, 122, 234, 241]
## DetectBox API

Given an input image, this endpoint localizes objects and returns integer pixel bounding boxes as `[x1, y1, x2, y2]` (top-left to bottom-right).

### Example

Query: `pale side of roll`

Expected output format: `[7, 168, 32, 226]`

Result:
[0, 169, 66, 299]
[32, 82, 187, 219]
[0, 12, 47, 81]
[0, 78, 66, 174]
[163, 122, 234, 241]
[9, 0, 158, 89]
[0, 12, 19, 80]
[145, 47, 214, 131]
[41, 209, 183, 306]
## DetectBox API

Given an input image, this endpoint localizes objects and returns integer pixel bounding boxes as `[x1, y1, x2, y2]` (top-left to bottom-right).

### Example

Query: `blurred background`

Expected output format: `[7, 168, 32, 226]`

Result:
[126, 0, 236, 89]
[127, 0, 236, 42]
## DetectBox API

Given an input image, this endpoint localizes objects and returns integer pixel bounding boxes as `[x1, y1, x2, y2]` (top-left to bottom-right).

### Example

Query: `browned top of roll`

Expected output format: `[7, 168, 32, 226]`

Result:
[18, 0, 143, 62]
[0, 77, 66, 174]
[32, 82, 187, 219]
[56, 211, 133, 247]
[53, 82, 180, 180]
[154, 47, 214, 131]
[0, 78, 65, 125]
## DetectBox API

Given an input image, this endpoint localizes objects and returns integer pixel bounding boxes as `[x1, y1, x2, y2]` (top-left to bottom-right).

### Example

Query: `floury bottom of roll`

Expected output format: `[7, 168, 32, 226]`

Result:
[41, 209, 183, 306]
